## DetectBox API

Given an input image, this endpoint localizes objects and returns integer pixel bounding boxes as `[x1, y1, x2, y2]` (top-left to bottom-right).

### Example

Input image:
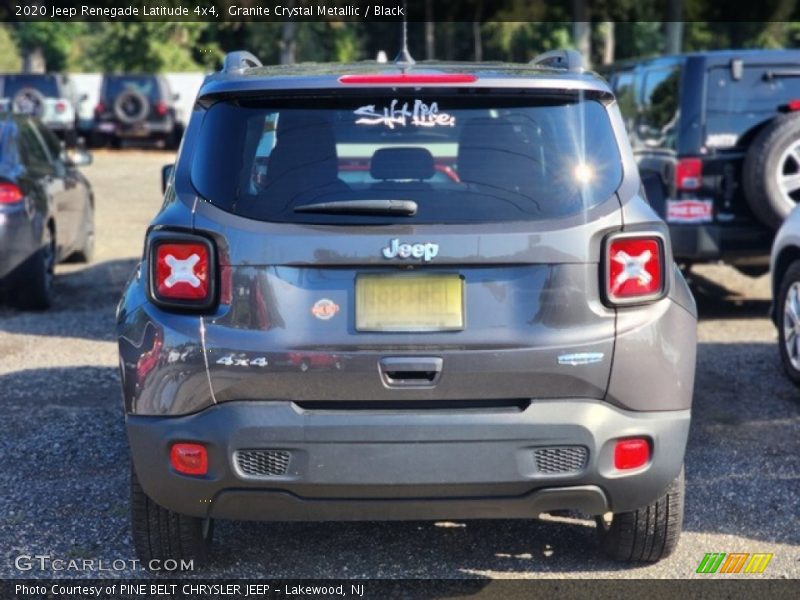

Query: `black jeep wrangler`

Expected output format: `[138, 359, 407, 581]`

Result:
[605, 50, 800, 275]
[92, 74, 181, 149]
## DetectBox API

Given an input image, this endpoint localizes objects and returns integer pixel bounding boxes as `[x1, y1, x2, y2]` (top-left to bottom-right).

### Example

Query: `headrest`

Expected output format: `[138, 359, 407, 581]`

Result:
[370, 147, 435, 181]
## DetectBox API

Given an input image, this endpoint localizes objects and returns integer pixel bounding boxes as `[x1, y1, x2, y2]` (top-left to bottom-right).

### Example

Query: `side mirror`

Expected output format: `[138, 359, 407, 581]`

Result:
[162, 164, 174, 193]
[79, 93, 89, 103]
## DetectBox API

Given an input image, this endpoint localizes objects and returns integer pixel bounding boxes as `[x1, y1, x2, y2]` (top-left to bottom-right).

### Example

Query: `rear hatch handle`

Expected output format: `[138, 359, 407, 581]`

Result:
[379, 357, 443, 388]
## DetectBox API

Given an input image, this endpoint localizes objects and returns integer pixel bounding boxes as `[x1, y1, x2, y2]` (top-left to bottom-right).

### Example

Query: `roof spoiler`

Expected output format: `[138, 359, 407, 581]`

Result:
[222, 50, 262, 74]
[530, 49, 585, 73]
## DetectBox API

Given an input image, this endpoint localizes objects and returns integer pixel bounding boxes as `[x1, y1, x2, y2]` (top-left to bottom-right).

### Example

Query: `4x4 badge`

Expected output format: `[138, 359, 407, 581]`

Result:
[381, 239, 439, 262]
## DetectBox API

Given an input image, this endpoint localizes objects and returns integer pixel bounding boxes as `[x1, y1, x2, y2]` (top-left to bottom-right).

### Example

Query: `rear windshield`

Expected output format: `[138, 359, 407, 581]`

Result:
[191, 94, 622, 224]
[104, 76, 162, 102]
[706, 64, 800, 142]
[2, 75, 59, 98]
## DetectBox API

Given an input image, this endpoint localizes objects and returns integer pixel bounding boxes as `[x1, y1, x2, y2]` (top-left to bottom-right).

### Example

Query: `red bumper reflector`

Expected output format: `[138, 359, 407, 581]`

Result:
[614, 438, 650, 470]
[170, 443, 208, 476]
[339, 73, 477, 85]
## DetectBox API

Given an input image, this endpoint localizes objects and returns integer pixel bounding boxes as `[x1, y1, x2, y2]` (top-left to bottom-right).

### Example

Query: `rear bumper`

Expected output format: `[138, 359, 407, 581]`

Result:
[128, 399, 690, 521]
[669, 222, 772, 265]
[94, 119, 173, 138]
[42, 120, 75, 133]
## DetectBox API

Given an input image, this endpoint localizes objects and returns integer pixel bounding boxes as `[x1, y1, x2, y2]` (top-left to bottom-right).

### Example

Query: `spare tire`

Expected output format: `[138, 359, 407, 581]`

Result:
[743, 113, 800, 229]
[113, 88, 149, 125]
[12, 87, 46, 117]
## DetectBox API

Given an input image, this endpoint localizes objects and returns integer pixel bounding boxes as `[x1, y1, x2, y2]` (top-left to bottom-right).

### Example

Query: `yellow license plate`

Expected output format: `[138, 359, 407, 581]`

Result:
[356, 274, 464, 332]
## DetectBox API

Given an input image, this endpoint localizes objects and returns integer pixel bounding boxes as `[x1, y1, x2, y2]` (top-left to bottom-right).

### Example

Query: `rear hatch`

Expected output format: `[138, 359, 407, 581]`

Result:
[190, 90, 624, 406]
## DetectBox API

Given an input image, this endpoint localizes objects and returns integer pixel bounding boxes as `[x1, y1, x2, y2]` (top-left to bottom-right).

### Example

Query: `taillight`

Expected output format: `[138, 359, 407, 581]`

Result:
[614, 438, 650, 470]
[604, 235, 666, 305]
[787, 99, 800, 111]
[54, 100, 67, 114]
[94, 102, 105, 115]
[339, 73, 478, 85]
[155, 101, 168, 116]
[0, 182, 23, 204]
[148, 234, 217, 310]
[675, 158, 702, 191]
[170, 443, 208, 476]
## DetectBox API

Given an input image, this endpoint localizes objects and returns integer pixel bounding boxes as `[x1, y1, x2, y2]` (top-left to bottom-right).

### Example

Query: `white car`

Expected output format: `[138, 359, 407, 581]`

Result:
[770, 205, 800, 386]
[0, 73, 84, 145]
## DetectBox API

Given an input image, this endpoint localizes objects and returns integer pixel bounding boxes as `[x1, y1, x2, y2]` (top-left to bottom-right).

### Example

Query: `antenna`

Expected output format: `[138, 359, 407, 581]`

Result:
[394, 3, 415, 71]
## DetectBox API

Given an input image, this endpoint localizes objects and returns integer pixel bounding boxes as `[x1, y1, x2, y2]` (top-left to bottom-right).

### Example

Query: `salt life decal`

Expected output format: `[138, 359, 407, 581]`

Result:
[354, 99, 455, 129]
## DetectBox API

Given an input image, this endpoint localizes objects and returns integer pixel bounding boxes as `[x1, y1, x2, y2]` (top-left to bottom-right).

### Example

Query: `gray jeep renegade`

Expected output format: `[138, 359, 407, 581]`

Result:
[117, 49, 697, 566]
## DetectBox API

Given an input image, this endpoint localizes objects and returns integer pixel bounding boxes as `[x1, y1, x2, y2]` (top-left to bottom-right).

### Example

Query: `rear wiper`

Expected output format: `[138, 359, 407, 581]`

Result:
[293, 199, 418, 216]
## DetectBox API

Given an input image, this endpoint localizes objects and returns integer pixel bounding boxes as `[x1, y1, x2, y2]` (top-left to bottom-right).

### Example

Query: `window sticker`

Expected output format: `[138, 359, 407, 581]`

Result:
[354, 99, 455, 129]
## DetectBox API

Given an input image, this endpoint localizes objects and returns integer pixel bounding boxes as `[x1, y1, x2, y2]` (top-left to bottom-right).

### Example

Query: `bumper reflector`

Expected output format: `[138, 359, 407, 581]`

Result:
[170, 443, 208, 476]
[614, 438, 650, 470]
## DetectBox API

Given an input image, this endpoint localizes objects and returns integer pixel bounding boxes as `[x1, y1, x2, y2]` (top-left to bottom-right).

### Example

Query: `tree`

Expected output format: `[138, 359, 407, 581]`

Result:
[665, 0, 683, 54]
[80, 23, 207, 72]
[0, 25, 21, 71]
[11, 23, 79, 72]
[572, 0, 591, 65]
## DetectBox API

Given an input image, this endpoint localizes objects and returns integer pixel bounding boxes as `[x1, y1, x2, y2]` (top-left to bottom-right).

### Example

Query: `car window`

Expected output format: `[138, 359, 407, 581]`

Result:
[191, 94, 623, 225]
[706, 64, 800, 146]
[104, 76, 161, 102]
[18, 121, 52, 170]
[1, 74, 59, 98]
[637, 66, 680, 149]
[34, 121, 62, 161]
[612, 71, 636, 122]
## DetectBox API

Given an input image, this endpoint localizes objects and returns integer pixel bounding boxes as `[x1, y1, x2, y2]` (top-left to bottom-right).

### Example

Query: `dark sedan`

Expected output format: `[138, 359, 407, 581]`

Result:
[0, 113, 94, 309]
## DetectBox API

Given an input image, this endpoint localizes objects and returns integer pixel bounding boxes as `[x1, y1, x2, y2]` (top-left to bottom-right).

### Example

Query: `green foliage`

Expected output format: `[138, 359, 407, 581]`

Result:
[80, 23, 208, 72]
[11, 23, 82, 71]
[7, 14, 800, 75]
[0, 25, 21, 71]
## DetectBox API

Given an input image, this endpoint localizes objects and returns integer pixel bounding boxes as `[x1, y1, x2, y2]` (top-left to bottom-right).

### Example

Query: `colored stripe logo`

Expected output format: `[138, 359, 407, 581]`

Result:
[697, 553, 773, 574]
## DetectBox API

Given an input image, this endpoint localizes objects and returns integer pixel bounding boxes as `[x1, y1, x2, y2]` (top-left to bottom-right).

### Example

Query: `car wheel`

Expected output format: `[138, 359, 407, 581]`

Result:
[11, 228, 55, 311]
[777, 260, 800, 387]
[596, 467, 683, 562]
[743, 113, 800, 229]
[130, 468, 212, 567]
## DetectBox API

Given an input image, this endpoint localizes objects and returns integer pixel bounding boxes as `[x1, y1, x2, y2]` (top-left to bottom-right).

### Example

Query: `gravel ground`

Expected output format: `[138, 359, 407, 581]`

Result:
[0, 150, 798, 580]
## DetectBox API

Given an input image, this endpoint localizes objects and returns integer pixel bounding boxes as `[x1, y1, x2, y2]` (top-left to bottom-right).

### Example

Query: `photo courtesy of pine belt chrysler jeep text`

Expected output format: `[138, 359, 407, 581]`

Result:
[116, 49, 697, 566]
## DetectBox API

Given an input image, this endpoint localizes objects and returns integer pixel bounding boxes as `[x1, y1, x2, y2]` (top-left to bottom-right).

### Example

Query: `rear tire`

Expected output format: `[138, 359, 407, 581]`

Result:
[742, 114, 800, 229]
[11, 228, 55, 311]
[596, 467, 684, 562]
[130, 468, 213, 567]
[776, 260, 800, 388]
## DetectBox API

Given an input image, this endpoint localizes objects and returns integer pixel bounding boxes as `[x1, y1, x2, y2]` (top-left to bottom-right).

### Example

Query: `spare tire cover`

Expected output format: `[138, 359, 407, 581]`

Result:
[113, 89, 150, 125]
[742, 113, 800, 230]
[12, 87, 46, 117]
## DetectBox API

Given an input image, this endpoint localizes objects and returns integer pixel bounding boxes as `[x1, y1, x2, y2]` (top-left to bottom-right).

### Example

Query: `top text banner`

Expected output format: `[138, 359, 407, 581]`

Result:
[1, 1, 784, 23]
